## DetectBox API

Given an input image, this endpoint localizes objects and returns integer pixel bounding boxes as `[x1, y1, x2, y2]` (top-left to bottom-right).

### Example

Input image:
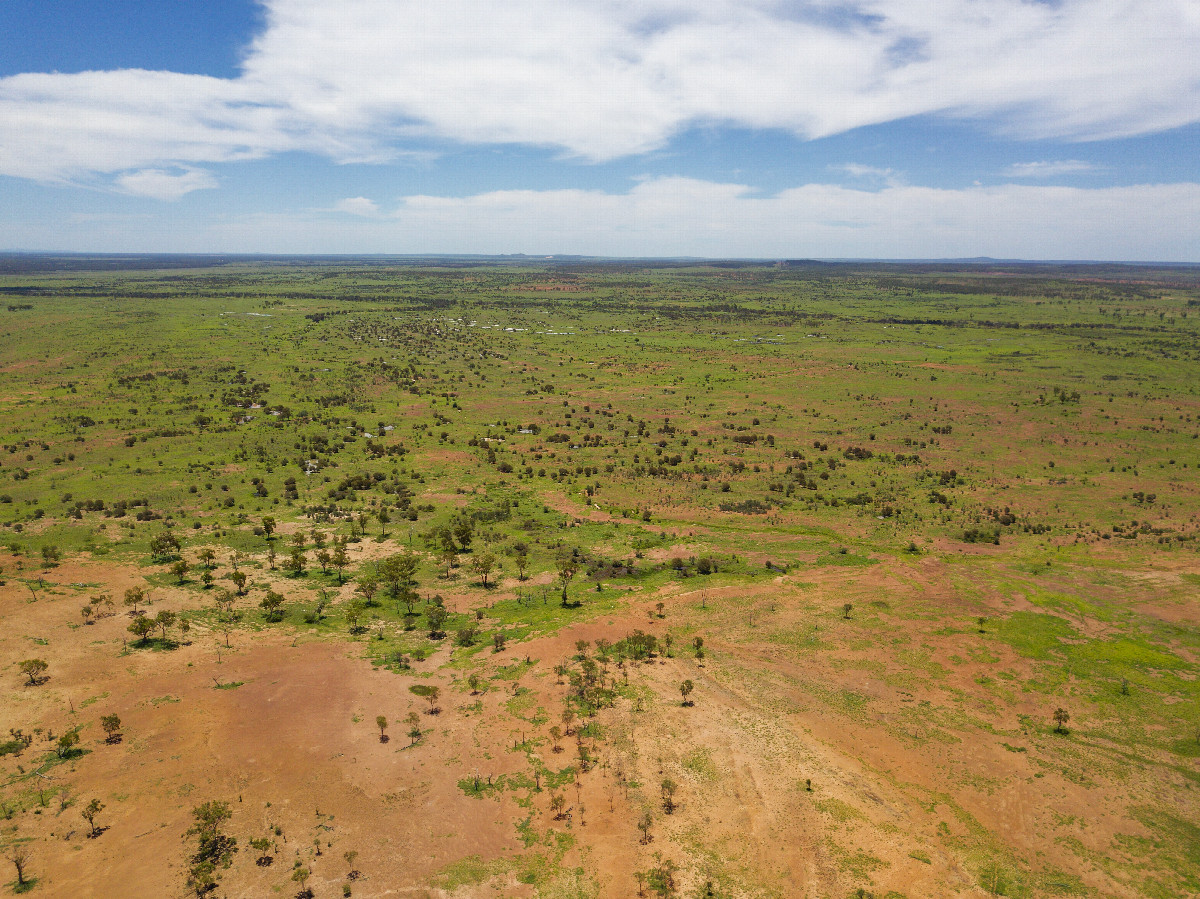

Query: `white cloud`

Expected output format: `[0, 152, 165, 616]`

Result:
[6, 176, 1198, 259]
[1003, 160, 1099, 179]
[0, 70, 290, 183]
[333, 196, 380, 216]
[153, 178, 1199, 261]
[834, 164, 904, 187]
[115, 167, 218, 200]
[1, 0, 1198, 188]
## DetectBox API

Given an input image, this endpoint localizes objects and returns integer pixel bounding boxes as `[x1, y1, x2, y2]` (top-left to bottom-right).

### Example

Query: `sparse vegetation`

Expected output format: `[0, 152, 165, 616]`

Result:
[0, 259, 1198, 897]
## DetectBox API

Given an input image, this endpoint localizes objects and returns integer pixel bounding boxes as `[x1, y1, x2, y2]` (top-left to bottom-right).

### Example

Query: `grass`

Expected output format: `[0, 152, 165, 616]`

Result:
[432, 854, 512, 890]
[2, 259, 1200, 897]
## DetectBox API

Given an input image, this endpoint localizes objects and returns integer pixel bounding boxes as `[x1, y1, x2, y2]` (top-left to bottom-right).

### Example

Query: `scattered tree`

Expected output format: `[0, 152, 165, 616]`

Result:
[292, 865, 312, 898]
[376, 715, 388, 743]
[331, 541, 349, 583]
[184, 800, 237, 897]
[124, 586, 147, 615]
[660, 778, 678, 814]
[646, 854, 678, 898]
[287, 543, 306, 575]
[410, 684, 440, 714]
[100, 714, 122, 744]
[471, 551, 498, 588]
[452, 518, 474, 551]
[17, 658, 48, 686]
[129, 615, 155, 645]
[55, 729, 80, 759]
[260, 590, 285, 622]
[1053, 707, 1070, 734]
[439, 544, 458, 577]
[344, 599, 367, 634]
[249, 836, 274, 867]
[427, 604, 448, 638]
[680, 680, 694, 706]
[555, 550, 580, 606]
[355, 575, 379, 607]
[637, 811, 653, 843]
[81, 798, 105, 837]
[7, 844, 32, 888]
[149, 531, 181, 561]
[154, 609, 177, 640]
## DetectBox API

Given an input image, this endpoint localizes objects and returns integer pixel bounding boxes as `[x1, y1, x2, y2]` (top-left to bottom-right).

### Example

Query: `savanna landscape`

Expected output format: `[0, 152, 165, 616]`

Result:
[0, 256, 1198, 898]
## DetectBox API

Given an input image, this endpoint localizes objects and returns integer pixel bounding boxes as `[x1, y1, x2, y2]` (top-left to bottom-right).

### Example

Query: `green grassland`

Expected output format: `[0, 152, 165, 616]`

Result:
[3, 261, 1199, 557]
[2, 258, 1199, 897]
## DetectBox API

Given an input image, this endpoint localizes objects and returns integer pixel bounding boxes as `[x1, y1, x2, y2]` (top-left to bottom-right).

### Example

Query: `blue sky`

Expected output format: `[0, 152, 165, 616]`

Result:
[1, 0, 1198, 259]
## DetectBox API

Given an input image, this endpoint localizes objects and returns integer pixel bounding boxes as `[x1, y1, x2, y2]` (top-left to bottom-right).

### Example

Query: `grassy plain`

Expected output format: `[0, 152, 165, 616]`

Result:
[0, 257, 1198, 898]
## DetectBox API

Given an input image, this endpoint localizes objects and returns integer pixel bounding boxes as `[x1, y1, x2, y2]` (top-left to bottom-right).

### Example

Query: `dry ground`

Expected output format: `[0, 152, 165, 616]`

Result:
[1, 547, 1197, 898]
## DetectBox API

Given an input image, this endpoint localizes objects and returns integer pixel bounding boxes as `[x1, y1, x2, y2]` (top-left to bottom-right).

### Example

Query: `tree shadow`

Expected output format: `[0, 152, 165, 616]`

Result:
[131, 637, 180, 653]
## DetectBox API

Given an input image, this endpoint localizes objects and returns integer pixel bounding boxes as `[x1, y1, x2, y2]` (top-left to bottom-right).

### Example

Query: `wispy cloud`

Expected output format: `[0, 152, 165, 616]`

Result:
[834, 164, 904, 187]
[333, 196, 380, 217]
[114, 167, 218, 200]
[1003, 160, 1099, 179]
[0, 0, 1198, 191]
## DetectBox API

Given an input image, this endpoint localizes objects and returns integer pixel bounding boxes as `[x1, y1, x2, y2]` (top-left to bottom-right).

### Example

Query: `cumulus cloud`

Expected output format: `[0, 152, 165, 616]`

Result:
[1003, 160, 1100, 179]
[0, 0, 1198, 189]
[6, 176, 1198, 259]
[167, 178, 1200, 261]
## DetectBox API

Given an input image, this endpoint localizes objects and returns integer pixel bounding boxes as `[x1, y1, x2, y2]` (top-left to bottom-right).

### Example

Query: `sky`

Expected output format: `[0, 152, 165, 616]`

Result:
[1, 0, 1198, 260]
